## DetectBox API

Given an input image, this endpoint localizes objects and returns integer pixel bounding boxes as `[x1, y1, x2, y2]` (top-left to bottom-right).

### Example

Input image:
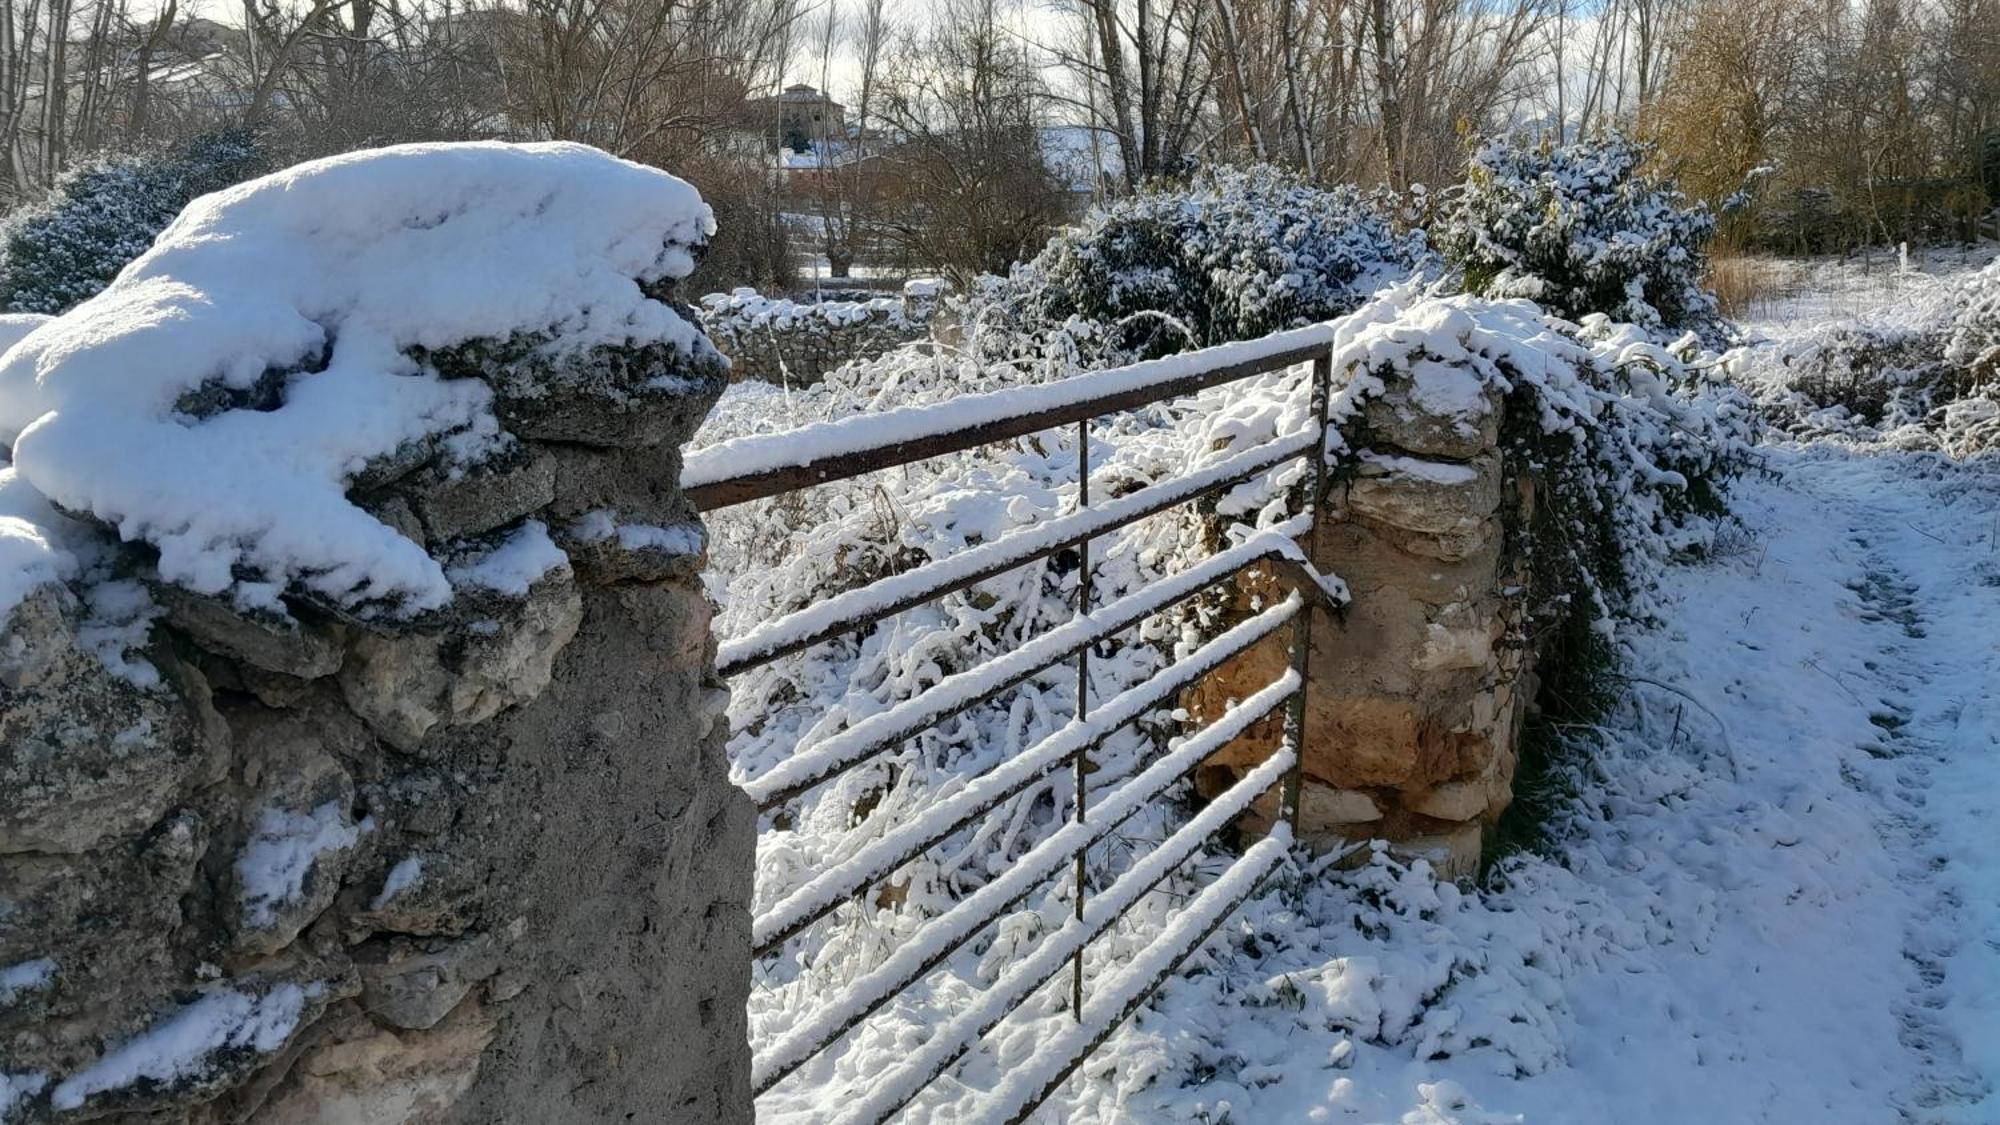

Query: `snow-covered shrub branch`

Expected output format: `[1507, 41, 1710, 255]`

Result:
[1440, 135, 1725, 345]
[1002, 164, 1430, 363]
[0, 130, 267, 316]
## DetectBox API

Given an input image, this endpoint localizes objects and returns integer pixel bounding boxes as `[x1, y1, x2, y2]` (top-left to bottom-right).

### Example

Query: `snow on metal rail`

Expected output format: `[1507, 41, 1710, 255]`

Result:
[684, 324, 1337, 510]
[704, 326, 1344, 1122]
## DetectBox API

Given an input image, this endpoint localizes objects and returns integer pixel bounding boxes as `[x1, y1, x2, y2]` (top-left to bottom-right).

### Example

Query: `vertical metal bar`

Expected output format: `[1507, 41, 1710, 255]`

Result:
[1071, 418, 1091, 1021]
[1069, 420, 1092, 1017]
[1279, 354, 1335, 834]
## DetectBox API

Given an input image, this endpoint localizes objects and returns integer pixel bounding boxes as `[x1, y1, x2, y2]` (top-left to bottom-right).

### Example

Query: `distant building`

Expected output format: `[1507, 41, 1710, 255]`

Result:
[745, 84, 847, 153]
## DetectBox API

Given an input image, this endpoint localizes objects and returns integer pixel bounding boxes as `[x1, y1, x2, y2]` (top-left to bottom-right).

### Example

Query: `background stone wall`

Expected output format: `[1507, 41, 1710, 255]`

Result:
[1, 346, 753, 1123]
[1194, 356, 1536, 879]
[698, 279, 949, 385]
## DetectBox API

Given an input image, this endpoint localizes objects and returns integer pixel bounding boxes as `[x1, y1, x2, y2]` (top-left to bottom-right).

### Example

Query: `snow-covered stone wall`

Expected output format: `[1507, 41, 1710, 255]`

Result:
[697, 279, 949, 386]
[1194, 315, 1538, 879]
[0, 144, 752, 1124]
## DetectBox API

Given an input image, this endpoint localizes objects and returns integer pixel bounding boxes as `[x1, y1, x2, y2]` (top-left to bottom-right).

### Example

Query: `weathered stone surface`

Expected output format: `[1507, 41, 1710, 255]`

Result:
[246, 997, 498, 1125]
[480, 343, 726, 447]
[1340, 452, 1503, 561]
[1399, 821, 1485, 881]
[1300, 784, 1384, 826]
[227, 708, 367, 955]
[156, 583, 344, 680]
[0, 810, 205, 1077]
[338, 573, 583, 753]
[1360, 374, 1501, 461]
[356, 930, 505, 1031]
[1407, 779, 1489, 821]
[1, 594, 224, 855]
[391, 444, 557, 543]
[46, 964, 348, 1120]
[437, 579, 754, 1124]
[555, 511, 707, 585]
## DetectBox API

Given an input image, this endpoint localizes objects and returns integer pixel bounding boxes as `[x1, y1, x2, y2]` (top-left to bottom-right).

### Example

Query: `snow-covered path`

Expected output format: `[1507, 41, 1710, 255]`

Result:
[1055, 444, 2000, 1124]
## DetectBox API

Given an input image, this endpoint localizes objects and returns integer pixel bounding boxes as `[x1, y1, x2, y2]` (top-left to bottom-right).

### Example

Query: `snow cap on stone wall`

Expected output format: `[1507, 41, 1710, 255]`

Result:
[0, 141, 721, 624]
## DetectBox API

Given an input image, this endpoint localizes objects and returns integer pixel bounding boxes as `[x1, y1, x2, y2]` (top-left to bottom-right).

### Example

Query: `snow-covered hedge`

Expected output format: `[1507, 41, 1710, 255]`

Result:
[1441, 135, 1724, 344]
[0, 130, 266, 315]
[1005, 164, 1427, 362]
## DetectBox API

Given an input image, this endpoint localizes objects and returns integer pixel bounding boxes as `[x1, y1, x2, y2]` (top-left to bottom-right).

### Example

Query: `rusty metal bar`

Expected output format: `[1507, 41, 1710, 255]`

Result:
[742, 533, 1336, 811]
[750, 599, 1301, 957]
[688, 340, 1331, 511]
[1280, 354, 1336, 833]
[718, 430, 1316, 678]
[1071, 418, 1091, 1022]
[748, 675, 1299, 1096]
[996, 835, 1289, 1125]
[822, 746, 1298, 1125]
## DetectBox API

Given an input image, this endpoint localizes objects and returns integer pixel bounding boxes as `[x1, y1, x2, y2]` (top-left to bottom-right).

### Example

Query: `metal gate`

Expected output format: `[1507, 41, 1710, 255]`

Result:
[686, 325, 1346, 1122]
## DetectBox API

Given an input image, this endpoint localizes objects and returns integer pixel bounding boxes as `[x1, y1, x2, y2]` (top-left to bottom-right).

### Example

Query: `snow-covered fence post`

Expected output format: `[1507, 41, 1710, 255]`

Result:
[0, 144, 753, 1123]
[1196, 303, 1537, 879]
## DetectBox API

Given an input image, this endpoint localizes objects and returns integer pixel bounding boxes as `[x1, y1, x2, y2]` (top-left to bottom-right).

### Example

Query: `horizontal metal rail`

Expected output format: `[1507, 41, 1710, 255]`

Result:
[750, 670, 1302, 1094]
[751, 595, 1301, 956]
[821, 742, 1300, 1125]
[987, 834, 1290, 1125]
[718, 429, 1319, 677]
[741, 517, 1329, 809]
[685, 331, 1333, 510]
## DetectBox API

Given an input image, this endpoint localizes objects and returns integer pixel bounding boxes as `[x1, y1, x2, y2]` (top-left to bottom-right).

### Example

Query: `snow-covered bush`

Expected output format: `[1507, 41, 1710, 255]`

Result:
[1737, 257, 2000, 457]
[0, 130, 266, 315]
[1441, 135, 1724, 343]
[1006, 164, 1427, 362]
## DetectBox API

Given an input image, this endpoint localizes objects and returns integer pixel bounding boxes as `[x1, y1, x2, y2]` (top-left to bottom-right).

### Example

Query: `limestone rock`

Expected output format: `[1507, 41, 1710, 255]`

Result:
[389, 443, 557, 543]
[1407, 779, 1489, 822]
[1, 593, 225, 855]
[1360, 374, 1501, 460]
[228, 710, 367, 955]
[556, 512, 707, 585]
[471, 340, 726, 448]
[338, 573, 583, 753]
[156, 583, 344, 680]
[42, 964, 343, 1120]
[0, 811, 205, 1078]
[356, 931, 504, 1031]
[1299, 784, 1383, 828]
[352, 845, 479, 939]
[247, 996, 498, 1125]
[1341, 452, 1502, 561]
[1395, 821, 1484, 882]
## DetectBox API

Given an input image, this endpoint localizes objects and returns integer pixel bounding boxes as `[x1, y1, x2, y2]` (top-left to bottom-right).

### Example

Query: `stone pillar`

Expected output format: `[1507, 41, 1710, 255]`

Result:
[1195, 354, 1535, 880]
[0, 340, 752, 1121]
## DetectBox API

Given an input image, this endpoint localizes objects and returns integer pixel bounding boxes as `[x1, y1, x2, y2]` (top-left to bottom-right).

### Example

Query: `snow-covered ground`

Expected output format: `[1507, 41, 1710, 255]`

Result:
[1728, 243, 1999, 334]
[716, 257, 1998, 1123]
[1036, 442, 1997, 1124]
